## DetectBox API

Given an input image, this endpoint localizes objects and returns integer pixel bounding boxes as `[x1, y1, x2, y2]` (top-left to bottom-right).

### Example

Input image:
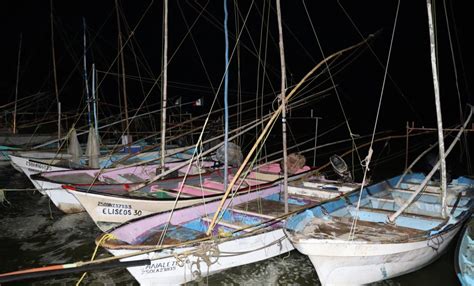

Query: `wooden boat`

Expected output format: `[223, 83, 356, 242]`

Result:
[8, 147, 193, 194]
[96, 168, 360, 285]
[284, 173, 474, 285]
[455, 215, 474, 286]
[28, 160, 215, 214]
[65, 163, 316, 231]
[9, 153, 72, 193]
[283, 0, 474, 284]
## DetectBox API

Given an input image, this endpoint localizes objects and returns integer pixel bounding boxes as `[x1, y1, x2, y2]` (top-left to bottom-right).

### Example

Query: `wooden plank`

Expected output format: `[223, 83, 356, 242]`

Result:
[201, 217, 254, 232]
[231, 208, 276, 220]
[233, 198, 304, 218]
[182, 184, 223, 194]
[358, 206, 445, 221]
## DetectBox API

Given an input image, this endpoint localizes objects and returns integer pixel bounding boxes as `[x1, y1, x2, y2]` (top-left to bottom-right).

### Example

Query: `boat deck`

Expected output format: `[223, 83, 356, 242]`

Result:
[302, 216, 428, 242]
[123, 194, 316, 246]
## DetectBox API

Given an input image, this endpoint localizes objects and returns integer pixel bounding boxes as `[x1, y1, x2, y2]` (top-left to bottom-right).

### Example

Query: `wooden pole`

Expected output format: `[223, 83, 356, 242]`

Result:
[50, 0, 61, 147]
[205, 38, 369, 236]
[426, 0, 448, 217]
[388, 106, 473, 222]
[115, 0, 130, 142]
[275, 0, 289, 213]
[161, 0, 168, 172]
[13, 33, 22, 135]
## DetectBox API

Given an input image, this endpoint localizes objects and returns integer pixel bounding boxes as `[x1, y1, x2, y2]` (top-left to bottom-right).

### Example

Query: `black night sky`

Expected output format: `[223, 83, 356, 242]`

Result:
[1, 1, 473, 173]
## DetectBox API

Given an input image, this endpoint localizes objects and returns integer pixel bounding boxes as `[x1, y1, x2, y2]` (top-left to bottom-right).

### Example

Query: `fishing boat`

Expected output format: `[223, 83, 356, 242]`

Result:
[284, 172, 474, 285]
[64, 162, 315, 231]
[283, 1, 474, 284]
[95, 165, 360, 284]
[8, 146, 193, 194]
[28, 159, 215, 214]
[91, 16, 373, 282]
[455, 216, 474, 286]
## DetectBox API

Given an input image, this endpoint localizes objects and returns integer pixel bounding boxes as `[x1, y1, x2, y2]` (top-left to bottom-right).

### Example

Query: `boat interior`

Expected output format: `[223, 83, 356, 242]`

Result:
[286, 174, 474, 242]
[103, 178, 357, 248]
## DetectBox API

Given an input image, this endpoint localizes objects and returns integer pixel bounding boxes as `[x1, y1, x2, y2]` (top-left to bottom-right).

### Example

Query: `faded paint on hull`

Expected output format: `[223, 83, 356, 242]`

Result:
[293, 225, 459, 285]
[109, 229, 293, 285]
[69, 190, 217, 232]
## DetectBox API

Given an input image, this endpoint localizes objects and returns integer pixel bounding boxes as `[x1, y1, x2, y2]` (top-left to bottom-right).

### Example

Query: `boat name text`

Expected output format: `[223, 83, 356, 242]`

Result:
[142, 261, 178, 274]
[25, 161, 52, 171]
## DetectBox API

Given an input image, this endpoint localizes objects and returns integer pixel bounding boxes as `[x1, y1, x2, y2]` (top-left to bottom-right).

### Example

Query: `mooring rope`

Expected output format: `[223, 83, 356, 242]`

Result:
[76, 233, 115, 285]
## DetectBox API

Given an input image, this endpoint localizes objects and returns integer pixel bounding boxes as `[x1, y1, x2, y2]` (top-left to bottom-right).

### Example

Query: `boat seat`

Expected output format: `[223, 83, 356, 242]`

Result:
[389, 188, 442, 198]
[201, 217, 255, 232]
[179, 184, 223, 195]
[358, 206, 446, 220]
[231, 208, 276, 220]
[247, 171, 281, 182]
[136, 224, 207, 246]
[288, 184, 344, 200]
[399, 182, 465, 194]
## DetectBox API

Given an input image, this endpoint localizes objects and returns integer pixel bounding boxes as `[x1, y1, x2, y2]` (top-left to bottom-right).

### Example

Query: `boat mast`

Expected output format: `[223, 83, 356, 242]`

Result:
[223, 0, 230, 190]
[115, 0, 130, 143]
[426, 0, 448, 217]
[276, 0, 289, 213]
[82, 18, 92, 128]
[161, 0, 168, 172]
[13, 34, 22, 135]
[92, 63, 99, 136]
[51, 0, 61, 147]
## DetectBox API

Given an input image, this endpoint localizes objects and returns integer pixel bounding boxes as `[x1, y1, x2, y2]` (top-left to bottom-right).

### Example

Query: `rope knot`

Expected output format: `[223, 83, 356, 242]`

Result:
[360, 148, 374, 170]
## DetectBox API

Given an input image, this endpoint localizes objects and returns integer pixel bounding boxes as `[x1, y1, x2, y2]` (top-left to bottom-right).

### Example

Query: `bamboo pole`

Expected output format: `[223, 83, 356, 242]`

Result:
[115, 0, 130, 141]
[50, 0, 61, 147]
[205, 37, 371, 235]
[161, 0, 168, 173]
[426, 0, 448, 217]
[13, 33, 22, 135]
[388, 105, 473, 222]
[276, 0, 289, 213]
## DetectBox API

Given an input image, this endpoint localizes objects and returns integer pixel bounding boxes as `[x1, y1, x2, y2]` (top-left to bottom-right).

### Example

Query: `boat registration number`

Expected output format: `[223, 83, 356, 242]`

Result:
[96, 202, 143, 216]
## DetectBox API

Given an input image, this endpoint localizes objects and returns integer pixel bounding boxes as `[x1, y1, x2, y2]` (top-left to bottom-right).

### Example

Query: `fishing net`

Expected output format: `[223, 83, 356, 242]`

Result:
[282, 153, 306, 174]
[86, 127, 100, 168]
[67, 128, 82, 164]
[215, 142, 243, 167]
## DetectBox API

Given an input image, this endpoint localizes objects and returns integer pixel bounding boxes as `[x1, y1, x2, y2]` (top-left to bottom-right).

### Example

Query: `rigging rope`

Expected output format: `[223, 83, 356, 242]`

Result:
[302, 0, 363, 168]
[349, 0, 400, 240]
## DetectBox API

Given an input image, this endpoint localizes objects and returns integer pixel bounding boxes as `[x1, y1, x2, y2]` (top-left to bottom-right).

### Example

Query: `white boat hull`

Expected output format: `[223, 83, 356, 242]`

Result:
[69, 190, 218, 231]
[109, 229, 293, 285]
[291, 224, 460, 285]
[9, 154, 68, 195]
[40, 181, 85, 213]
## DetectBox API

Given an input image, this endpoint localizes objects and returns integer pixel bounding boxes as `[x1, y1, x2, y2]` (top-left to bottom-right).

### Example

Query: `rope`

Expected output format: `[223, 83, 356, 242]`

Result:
[337, 0, 422, 123]
[76, 233, 115, 285]
[302, 0, 363, 167]
[349, 0, 401, 241]
[0, 190, 10, 205]
[442, 1, 472, 174]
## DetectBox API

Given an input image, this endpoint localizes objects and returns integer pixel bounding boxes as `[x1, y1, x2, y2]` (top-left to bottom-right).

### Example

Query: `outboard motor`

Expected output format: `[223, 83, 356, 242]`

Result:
[330, 154, 353, 182]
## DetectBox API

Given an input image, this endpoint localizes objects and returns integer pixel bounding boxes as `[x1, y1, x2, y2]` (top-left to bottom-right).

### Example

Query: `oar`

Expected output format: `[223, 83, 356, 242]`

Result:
[0, 259, 150, 283]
